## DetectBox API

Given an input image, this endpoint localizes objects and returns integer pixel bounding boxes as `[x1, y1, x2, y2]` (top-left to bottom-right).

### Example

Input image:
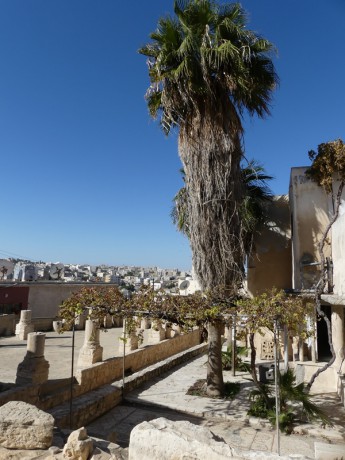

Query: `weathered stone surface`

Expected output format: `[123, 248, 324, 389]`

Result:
[0, 401, 54, 449]
[128, 417, 237, 460]
[15, 310, 34, 340]
[0, 446, 49, 459]
[314, 441, 345, 460]
[62, 427, 93, 460]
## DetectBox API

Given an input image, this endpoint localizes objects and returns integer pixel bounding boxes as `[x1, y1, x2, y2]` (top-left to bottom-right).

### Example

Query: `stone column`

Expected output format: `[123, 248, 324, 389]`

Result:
[165, 323, 175, 339]
[119, 319, 139, 352]
[16, 332, 49, 385]
[332, 305, 345, 372]
[103, 314, 113, 329]
[299, 337, 305, 361]
[224, 325, 232, 349]
[119, 332, 139, 352]
[15, 310, 34, 340]
[77, 320, 103, 367]
[172, 324, 181, 336]
[74, 312, 87, 330]
[141, 317, 151, 330]
[147, 321, 165, 344]
[292, 336, 299, 361]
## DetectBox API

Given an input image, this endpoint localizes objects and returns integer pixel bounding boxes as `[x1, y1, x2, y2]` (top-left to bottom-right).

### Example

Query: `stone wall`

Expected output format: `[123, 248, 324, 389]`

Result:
[0, 329, 202, 417]
[332, 212, 345, 296]
[75, 328, 201, 393]
[290, 361, 337, 392]
[0, 314, 15, 336]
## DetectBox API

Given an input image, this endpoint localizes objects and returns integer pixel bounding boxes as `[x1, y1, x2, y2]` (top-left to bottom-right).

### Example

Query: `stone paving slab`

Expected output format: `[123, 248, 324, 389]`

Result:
[85, 354, 345, 458]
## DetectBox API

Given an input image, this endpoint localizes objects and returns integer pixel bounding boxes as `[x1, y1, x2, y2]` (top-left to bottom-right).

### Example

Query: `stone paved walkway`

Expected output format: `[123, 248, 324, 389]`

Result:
[86, 354, 345, 458]
[1, 332, 345, 458]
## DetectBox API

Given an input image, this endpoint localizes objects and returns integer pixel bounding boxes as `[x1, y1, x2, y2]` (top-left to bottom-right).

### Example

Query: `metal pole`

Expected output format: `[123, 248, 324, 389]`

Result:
[284, 325, 289, 372]
[232, 313, 236, 377]
[122, 318, 126, 392]
[69, 322, 75, 429]
[274, 318, 280, 456]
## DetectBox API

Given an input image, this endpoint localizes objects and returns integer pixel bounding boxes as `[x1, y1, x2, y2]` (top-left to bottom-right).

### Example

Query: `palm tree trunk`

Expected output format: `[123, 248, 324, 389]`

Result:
[178, 104, 244, 292]
[207, 320, 224, 396]
[178, 102, 245, 397]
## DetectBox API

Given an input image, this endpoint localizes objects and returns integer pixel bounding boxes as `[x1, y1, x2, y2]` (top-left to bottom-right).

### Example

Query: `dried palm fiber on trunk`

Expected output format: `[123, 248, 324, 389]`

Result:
[179, 97, 245, 291]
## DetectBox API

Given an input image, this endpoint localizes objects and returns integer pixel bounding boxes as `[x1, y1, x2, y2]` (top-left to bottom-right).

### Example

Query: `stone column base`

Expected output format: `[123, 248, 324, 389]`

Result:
[119, 334, 138, 353]
[15, 324, 35, 340]
[16, 357, 49, 385]
[147, 328, 166, 344]
[77, 345, 103, 367]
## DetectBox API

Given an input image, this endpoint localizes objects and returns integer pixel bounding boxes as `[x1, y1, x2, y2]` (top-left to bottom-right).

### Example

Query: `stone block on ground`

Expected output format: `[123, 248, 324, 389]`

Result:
[128, 417, 237, 460]
[62, 427, 93, 460]
[0, 401, 54, 449]
[314, 441, 345, 460]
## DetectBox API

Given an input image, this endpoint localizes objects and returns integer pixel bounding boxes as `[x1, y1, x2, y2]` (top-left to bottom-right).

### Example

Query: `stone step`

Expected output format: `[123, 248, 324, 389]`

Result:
[315, 441, 345, 460]
[48, 382, 123, 429]
[48, 343, 207, 429]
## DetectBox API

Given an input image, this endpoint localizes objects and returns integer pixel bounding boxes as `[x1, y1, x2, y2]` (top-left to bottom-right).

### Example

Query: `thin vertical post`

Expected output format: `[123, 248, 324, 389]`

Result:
[69, 322, 75, 429]
[274, 318, 280, 456]
[122, 318, 126, 393]
[232, 313, 236, 377]
[284, 325, 289, 372]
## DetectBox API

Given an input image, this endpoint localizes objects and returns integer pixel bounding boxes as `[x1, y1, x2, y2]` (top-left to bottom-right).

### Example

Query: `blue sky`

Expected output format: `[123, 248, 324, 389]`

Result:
[0, 1, 344, 270]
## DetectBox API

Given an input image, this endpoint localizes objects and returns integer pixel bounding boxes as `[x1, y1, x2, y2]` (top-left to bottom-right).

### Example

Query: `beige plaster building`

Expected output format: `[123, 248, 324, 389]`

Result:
[247, 167, 345, 396]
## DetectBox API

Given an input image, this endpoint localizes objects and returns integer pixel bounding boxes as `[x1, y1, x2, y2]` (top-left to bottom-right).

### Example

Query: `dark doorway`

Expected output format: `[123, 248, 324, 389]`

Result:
[317, 305, 332, 361]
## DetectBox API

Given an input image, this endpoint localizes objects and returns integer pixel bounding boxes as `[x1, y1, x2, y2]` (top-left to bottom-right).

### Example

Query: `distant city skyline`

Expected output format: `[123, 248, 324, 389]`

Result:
[1, 1, 344, 270]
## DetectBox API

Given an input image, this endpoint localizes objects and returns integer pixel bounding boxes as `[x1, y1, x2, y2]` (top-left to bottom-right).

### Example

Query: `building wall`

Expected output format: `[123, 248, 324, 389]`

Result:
[289, 167, 331, 290]
[0, 282, 120, 321]
[0, 286, 29, 314]
[27, 283, 84, 318]
[247, 195, 292, 296]
[332, 211, 345, 296]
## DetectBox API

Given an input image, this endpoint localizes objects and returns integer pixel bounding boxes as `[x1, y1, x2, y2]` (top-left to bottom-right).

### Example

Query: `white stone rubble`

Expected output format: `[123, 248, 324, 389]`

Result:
[0, 401, 54, 449]
[62, 427, 94, 460]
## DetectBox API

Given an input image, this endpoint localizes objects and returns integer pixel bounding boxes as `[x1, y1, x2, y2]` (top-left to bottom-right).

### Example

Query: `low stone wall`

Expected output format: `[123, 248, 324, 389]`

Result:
[76, 328, 201, 393]
[0, 329, 202, 416]
[290, 361, 337, 392]
[51, 342, 207, 428]
[0, 314, 15, 336]
[32, 317, 54, 332]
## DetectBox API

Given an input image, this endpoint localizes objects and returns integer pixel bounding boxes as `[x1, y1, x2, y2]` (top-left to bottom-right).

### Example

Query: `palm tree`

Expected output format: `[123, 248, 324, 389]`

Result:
[140, 0, 278, 395]
[172, 160, 273, 252]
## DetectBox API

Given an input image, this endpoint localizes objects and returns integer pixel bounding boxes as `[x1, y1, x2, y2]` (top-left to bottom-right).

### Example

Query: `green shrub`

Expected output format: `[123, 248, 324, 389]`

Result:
[248, 368, 331, 432]
[222, 345, 250, 372]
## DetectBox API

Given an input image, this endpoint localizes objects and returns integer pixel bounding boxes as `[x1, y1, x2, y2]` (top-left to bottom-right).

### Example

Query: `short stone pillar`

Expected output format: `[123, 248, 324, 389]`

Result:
[16, 332, 49, 385]
[119, 332, 139, 352]
[119, 319, 139, 352]
[172, 324, 181, 336]
[113, 316, 123, 327]
[224, 325, 232, 348]
[74, 312, 87, 330]
[292, 336, 299, 361]
[77, 320, 103, 367]
[103, 314, 113, 329]
[147, 321, 165, 344]
[164, 323, 175, 339]
[15, 310, 34, 340]
[140, 317, 151, 329]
